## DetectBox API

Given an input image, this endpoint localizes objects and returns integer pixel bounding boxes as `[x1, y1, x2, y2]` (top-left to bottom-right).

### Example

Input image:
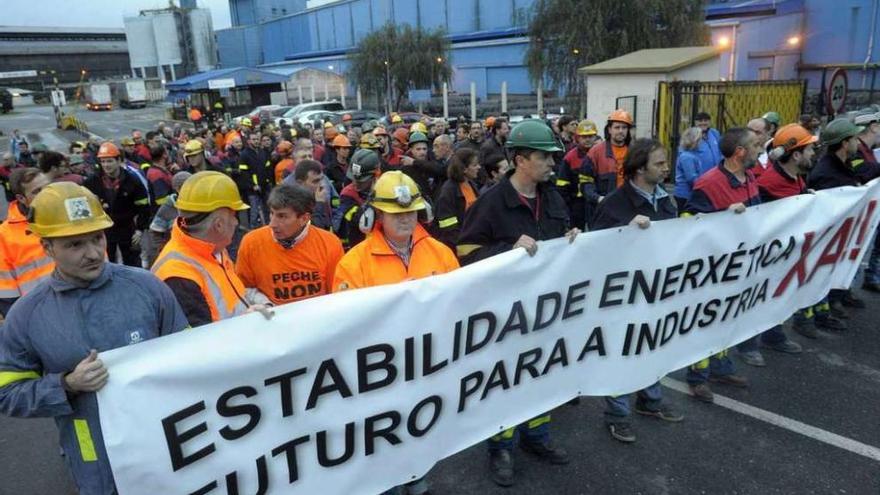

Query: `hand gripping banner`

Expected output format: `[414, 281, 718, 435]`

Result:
[98, 181, 880, 495]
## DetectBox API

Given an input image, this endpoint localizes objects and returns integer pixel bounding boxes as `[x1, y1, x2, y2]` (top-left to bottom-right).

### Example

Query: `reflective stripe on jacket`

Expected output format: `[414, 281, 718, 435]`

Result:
[152, 221, 249, 322]
[0, 201, 54, 301]
[0, 263, 188, 495]
[332, 223, 459, 291]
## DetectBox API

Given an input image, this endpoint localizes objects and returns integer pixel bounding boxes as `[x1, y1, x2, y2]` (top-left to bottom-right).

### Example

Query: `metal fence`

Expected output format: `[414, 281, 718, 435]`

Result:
[655, 80, 806, 160]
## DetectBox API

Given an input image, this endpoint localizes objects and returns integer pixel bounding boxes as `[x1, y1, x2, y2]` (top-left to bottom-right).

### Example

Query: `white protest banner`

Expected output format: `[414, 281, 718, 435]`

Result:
[98, 181, 880, 495]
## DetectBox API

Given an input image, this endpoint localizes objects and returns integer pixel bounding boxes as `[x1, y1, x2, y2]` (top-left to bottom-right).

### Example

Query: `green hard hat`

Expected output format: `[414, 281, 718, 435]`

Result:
[32, 143, 49, 153]
[347, 148, 380, 182]
[822, 118, 864, 146]
[506, 120, 562, 152]
[408, 131, 429, 144]
[762, 111, 781, 125]
[361, 120, 376, 133]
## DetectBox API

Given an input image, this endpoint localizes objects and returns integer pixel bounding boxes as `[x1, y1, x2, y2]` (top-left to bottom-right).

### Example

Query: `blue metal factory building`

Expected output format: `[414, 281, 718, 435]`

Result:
[215, 0, 880, 103]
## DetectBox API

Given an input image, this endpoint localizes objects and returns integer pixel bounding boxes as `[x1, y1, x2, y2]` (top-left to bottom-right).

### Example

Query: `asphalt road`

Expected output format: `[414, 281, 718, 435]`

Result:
[0, 103, 179, 154]
[1, 106, 879, 494]
[1, 278, 879, 495]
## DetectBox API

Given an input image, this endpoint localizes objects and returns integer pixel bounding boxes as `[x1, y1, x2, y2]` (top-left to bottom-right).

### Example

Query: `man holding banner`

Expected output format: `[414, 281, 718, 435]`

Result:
[591, 138, 684, 443]
[0, 182, 188, 495]
[152, 171, 271, 326]
[684, 127, 758, 399]
[457, 119, 580, 487]
[333, 170, 458, 495]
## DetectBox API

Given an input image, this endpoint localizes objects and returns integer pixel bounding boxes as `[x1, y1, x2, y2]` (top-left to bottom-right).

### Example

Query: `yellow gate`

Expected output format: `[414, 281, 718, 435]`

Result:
[655, 80, 806, 159]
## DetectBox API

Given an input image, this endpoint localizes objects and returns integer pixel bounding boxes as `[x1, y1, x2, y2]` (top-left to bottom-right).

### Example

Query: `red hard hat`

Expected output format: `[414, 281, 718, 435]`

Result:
[392, 127, 409, 145]
[97, 142, 120, 159]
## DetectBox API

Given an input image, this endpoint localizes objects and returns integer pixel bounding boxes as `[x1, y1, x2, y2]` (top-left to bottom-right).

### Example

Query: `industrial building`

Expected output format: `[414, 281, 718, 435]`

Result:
[123, 3, 219, 82]
[215, 0, 880, 109]
[0, 26, 130, 92]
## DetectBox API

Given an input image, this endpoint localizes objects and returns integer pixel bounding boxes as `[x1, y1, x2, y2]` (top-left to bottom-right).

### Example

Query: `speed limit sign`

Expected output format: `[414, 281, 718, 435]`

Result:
[826, 68, 848, 115]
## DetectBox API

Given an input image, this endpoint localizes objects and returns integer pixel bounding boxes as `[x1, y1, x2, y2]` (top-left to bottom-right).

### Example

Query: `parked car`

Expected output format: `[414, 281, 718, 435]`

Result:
[275, 100, 345, 126]
[233, 105, 290, 126]
[335, 110, 384, 127]
[291, 110, 342, 128]
[379, 112, 429, 127]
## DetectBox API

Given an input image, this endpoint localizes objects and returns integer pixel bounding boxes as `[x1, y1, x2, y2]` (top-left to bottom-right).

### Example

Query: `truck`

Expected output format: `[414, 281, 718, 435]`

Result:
[111, 80, 147, 109]
[85, 83, 112, 111]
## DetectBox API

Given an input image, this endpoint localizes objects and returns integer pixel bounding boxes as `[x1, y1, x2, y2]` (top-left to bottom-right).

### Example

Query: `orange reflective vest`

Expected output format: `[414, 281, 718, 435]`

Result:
[151, 221, 248, 322]
[332, 223, 459, 291]
[0, 201, 55, 300]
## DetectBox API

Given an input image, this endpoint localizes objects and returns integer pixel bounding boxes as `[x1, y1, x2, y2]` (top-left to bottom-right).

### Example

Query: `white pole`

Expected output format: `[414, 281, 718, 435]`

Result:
[470, 81, 477, 122]
[501, 81, 508, 114]
[442, 82, 449, 119]
[340, 83, 346, 108]
[169, 64, 177, 81]
[310, 85, 316, 102]
[537, 79, 544, 115]
[356, 86, 362, 110]
[324, 83, 329, 101]
[297, 85, 303, 105]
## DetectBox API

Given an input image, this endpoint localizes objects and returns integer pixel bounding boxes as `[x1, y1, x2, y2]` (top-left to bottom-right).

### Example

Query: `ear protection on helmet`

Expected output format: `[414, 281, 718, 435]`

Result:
[357, 194, 435, 234]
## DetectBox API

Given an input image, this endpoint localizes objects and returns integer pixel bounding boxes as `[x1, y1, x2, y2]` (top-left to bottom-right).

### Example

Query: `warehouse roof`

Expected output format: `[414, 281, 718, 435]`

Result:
[165, 67, 289, 92]
[578, 47, 720, 75]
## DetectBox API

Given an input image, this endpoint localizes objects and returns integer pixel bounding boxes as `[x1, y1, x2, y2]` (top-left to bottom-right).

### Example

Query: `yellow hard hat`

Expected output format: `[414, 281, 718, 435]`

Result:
[371, 171, 426, 214]
[175, 171, 249, 213]
[576, 119, 598, 136]
[240, 117, 253, 127]
[28, 182, 113, 238]
[184, 139, 204, 156]
[410, 122, 428, 135]
[360, 133, 381, 149]
[391, 114, 403, 124]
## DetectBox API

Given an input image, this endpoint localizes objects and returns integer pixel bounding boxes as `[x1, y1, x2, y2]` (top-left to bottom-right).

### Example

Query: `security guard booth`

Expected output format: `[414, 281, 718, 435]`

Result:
[164, 67, 288, 120]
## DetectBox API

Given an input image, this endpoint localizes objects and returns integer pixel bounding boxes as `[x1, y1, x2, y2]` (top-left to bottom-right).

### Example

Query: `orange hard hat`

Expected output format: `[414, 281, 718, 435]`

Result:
[392, 127, 409, 145]
[342, 113, 352, 122]
[224, 131, 241, 148]
[485, 116, 496, 128]
[773, 124, 818, 153]
[324, 127, 339, 140]
[608, 109, 634, 126]
[97, 142, 120, 159]
[189, 108, 203, 121]
[373, 126, 389, 137]
[331, 134, 352, 148]
[276, 140, 294, 155]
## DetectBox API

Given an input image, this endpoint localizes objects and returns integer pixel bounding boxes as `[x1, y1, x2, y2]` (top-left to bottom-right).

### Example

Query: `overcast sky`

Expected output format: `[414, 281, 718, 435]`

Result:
[2, 0, 233, 30]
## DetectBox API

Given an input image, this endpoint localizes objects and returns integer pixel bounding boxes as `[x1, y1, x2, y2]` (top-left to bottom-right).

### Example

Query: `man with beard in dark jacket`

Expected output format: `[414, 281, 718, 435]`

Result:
[808, 118, 880, 316]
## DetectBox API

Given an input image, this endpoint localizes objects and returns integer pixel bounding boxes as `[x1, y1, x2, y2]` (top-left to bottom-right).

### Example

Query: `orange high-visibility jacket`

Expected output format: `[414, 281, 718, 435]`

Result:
[152, 222, 248, 322]
[332, 223, 459, 291]
[0, 201, 55, 302]
[236, 225, 343, 305]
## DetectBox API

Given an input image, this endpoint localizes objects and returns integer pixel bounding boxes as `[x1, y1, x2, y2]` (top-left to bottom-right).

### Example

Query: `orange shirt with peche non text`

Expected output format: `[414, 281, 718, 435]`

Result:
[235, 225, 344, 305]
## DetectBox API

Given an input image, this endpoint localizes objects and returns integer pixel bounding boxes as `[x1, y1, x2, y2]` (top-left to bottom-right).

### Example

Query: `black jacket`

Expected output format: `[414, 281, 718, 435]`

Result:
[385, 157, 448, 201]
[435, 178, 479, 249]
[591, 181, 677, 231]
[479, 135, 508, 166]
[83, 168, 150, 238]
[237, 146, 269, 195]
[457, 173, 570, 266]
[808, 152, 863, 190]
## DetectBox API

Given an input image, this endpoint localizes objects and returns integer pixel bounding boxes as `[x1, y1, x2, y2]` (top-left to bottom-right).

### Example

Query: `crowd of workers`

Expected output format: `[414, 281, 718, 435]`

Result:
[0, 99, 879, 494]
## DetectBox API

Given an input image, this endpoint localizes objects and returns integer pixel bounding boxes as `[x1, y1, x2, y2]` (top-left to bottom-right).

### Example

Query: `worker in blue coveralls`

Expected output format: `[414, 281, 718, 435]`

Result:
[0, 182, 188, 495]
